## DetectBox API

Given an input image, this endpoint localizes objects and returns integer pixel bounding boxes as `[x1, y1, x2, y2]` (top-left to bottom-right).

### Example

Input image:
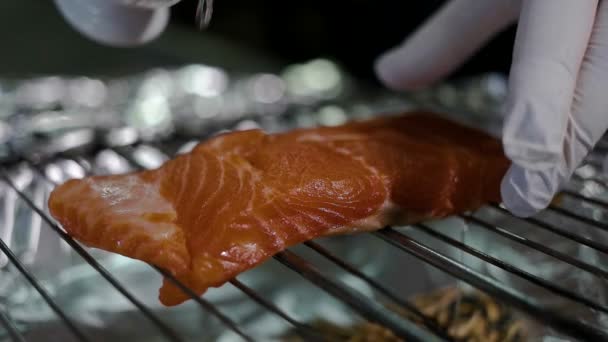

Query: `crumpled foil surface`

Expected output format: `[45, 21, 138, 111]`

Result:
[0, 61, 604, 341]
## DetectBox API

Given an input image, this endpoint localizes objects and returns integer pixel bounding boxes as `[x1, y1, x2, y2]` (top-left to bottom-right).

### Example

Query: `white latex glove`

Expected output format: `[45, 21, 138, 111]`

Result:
[375, 0, 608, 217]
[53, 0, 178, 47]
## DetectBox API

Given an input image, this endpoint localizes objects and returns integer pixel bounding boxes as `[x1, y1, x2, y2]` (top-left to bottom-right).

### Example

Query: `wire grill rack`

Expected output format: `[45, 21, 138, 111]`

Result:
[2, 68, 608, 342]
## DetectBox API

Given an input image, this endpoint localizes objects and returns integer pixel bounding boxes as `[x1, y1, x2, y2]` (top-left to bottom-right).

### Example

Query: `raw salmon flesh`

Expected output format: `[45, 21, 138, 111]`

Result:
[48, 112, 510, 306]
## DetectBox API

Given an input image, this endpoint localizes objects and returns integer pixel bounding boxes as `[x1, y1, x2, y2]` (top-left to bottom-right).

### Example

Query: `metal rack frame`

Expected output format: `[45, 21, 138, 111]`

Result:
[2, 134, 608, 341]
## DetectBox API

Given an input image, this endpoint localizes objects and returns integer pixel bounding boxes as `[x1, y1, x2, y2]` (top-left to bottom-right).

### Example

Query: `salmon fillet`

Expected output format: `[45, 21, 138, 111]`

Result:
[48, 112, 510, 306]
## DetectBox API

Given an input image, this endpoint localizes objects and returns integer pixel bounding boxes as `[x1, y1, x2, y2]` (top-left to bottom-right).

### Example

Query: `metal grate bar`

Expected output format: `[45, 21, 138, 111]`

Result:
[572, 173, 608, 188]
[37, 159, 258, 342]
[547, 205, 608, 232]
[461, 215, 608, 281]
[302, 241, 451, 340]
[490, 205, 608, 254]
[109, 143, 608, 340]
[0, 238, 89, 341]
[562, 189, 608, 208]
[0, 169, 184, 342]
[228, 278, 324, 342]
[112, 147, 453, 341]
[0, 310, 25, 342]
[273, 250, 445, 342]
[34, 139, 608, 340]
[413, 223, 608, 315]
[64, 154, 306, 342]
[374, 227, 608, 341]
[153, 267, 255, 342]
[584, 159, 603, 171]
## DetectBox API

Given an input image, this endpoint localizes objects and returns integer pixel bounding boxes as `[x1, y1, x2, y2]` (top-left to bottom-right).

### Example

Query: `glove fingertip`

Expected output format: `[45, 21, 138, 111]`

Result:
[501, 180, 539, 218]
[373, 48, 430, 92]
[55, 0, 170, 47]
[374, 50, 407, 92]
[500, 165, 555, 218]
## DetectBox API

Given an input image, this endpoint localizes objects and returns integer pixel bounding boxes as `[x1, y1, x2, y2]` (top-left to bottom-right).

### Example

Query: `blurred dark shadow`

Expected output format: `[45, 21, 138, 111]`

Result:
[171, 0, 517, 84]
[0, 1, 516, 83]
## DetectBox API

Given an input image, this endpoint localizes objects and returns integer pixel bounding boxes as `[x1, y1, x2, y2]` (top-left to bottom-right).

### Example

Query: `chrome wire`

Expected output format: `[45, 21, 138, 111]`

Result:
[25, 159, 256, 342]
[0, 235, 89, 341]
[2, 123, 608, 341]
[374, 228, 608, 341]
[112, 145, 450, 341]
[0, 169, 184, 342]
[0, 309, 25, 342]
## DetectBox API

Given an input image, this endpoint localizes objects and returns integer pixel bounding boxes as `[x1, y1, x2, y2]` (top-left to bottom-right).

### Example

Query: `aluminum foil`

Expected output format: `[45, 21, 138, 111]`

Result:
[0, 60, 604, 341]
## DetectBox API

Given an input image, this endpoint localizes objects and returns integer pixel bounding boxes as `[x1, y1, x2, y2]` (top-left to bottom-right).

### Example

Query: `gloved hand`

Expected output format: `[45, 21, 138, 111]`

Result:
[375, 0, 608, 217]
[53, 0, 178, 47]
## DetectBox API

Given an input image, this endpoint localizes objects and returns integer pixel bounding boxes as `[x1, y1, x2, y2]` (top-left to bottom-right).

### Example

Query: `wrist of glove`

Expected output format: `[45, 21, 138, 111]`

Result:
[53, 0, 177, 47]
[375, 0, 608, 217]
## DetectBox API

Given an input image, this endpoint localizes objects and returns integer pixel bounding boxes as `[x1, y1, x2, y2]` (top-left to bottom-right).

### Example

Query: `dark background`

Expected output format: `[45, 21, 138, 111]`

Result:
[171, 0, 518, 84]
[0, 1, 516, 81]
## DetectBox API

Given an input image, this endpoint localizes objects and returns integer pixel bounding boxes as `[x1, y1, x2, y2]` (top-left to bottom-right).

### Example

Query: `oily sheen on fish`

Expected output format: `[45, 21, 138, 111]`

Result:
[48, 112, 510, 306]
